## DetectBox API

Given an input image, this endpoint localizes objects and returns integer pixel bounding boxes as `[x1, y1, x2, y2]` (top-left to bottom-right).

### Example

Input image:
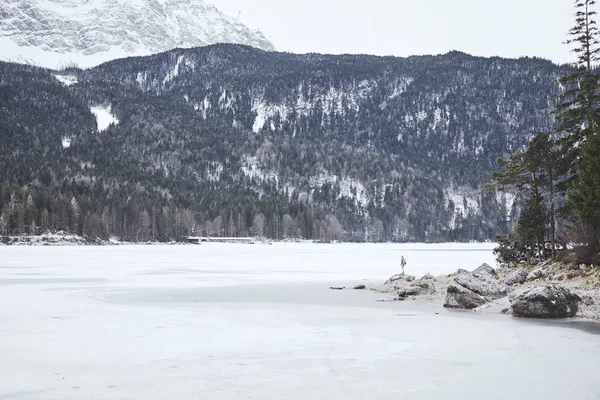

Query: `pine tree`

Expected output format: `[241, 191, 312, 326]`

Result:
[558, 0, 600, 256]
[70, 197, 80, 234]
[526, 133, 562, 255]
[0, 214, 6, 236]
[556, 0, 600, 179]
[485, 132, 561, 261]
[562, 132, 600, 256]
[40, 208, 49, 233]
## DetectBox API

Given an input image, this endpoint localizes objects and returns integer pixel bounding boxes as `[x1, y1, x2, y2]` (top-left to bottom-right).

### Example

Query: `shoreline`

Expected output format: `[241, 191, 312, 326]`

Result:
[0, 233, 498, 247]
[364, 263, 600, 323]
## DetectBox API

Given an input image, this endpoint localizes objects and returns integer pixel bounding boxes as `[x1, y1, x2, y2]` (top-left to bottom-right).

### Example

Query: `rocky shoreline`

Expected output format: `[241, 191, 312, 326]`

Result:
[360, 262, 600, 322]
[0, 233, 186, 247]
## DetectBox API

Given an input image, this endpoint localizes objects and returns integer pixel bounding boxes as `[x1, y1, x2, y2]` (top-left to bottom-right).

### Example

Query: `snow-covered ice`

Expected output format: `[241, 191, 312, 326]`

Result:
[1, 243, 599, 400]
[90, 106, 119, 132]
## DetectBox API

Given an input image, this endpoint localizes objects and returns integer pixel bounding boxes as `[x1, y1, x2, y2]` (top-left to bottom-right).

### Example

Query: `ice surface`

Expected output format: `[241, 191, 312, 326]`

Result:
[90, 106, 119, 132]
[0, 243, 599, 400]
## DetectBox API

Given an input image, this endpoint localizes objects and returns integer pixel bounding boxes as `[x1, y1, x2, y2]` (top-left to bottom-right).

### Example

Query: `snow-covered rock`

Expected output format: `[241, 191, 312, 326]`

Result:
[444, 264, 509, 309]
[397, 277, 437, 298]
[0, 0, 275, 69]
[385, 274, 416, 285]
[504, 268, 528, 286]
[444, 281, 489, 309]
[509, 285, 581, 319]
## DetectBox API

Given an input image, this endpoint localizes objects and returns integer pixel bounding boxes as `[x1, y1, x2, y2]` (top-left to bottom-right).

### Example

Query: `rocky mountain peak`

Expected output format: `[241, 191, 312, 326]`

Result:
[0, 0, 276, 69]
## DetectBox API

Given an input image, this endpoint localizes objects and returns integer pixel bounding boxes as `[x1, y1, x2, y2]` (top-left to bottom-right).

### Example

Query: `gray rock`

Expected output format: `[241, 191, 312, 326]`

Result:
[421, 273, 436, 281]
[385, 274, 416, 285]
[504, 269, 528, 286]
[582, 290, 599, 306]
[509, 285, 581, 318]
[398, 277, 437, 297]
[353, 284, 366, 290]
[473, 263, 497, 278]
[443, 265, 509, 309]
[444, 282, 488, 309]
[330, 287, 345, 291]
[578, 290, 600, 321]
[453, 272, 509, 299]
[528, 266, 553, 281]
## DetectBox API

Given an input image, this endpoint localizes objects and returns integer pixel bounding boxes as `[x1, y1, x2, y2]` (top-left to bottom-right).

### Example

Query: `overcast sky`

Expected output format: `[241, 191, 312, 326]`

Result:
[209, 0, 576, 64]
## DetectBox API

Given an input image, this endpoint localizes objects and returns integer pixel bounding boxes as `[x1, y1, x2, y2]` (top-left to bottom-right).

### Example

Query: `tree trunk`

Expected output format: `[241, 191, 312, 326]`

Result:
[549, 168, 556, 257]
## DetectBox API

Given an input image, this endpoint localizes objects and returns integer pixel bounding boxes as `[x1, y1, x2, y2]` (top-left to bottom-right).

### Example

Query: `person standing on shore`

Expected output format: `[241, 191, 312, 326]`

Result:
[401, 255, 407, 275]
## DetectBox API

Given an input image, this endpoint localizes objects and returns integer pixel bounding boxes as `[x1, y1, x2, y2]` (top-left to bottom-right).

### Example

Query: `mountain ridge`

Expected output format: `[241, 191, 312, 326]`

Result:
[0, 0, 276, 69]
[0, 44, 573, 242]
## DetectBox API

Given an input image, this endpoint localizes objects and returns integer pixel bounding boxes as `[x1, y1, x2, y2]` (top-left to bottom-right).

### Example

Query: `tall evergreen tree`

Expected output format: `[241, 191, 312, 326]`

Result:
[558, 0, 600, 255]
[486, 132, 561, 261]
[556, 0, 600, 178]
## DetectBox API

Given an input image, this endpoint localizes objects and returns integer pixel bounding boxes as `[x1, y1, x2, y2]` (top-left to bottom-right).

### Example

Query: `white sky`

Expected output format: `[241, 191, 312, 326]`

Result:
[209, 0, 576, 64]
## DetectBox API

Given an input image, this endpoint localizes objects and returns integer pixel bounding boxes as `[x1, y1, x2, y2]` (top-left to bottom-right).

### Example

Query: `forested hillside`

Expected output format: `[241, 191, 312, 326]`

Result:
[0, 45, 572, 242]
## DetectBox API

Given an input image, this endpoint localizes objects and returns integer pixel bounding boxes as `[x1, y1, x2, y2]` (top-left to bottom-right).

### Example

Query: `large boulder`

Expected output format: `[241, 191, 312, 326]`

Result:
[504, 269, 528, 286]
[398, 277, 437, 297]
[444, 264, 509, 309]
[444, 282, 488, 309]
[509, 285, 581, 318]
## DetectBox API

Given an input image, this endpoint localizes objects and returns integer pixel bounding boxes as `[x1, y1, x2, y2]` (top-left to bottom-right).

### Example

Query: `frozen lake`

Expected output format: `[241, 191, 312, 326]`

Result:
[1, 243, 599, 400]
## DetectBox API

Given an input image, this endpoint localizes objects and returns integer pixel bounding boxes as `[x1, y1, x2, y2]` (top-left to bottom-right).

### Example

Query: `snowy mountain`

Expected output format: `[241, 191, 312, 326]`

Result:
[0, 0, 276, 69]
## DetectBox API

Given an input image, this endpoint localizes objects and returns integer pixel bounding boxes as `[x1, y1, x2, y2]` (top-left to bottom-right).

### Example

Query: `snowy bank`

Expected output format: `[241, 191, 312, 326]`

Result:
[366, 262, 600, 322]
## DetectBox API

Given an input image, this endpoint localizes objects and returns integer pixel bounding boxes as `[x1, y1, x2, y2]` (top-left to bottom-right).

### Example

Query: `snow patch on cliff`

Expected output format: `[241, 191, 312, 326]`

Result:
[90, 106, 119, 132]
[54, 74, 78, 86]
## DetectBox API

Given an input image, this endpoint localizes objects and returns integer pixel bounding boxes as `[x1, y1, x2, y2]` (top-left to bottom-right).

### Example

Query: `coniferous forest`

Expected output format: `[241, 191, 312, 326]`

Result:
[489, 0, 600, 264]
[0, 2, 597, 249]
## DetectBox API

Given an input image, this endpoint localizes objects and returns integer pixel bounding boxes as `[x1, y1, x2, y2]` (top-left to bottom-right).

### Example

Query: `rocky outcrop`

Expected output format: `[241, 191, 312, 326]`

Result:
[444, 282, 488, 309]
[0, 0, 276, 69]
[504, 269, 528, 286]
[397, 277, 437, 298]
[444, 264, 509, 309]
[472, 263, 497, 278]
[385, 274, 415, 285]
[509, 285, 581, 318]
[354, 285, 366, 290]
[578, 290, 600, 321]
[528, 266, 554, 281]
